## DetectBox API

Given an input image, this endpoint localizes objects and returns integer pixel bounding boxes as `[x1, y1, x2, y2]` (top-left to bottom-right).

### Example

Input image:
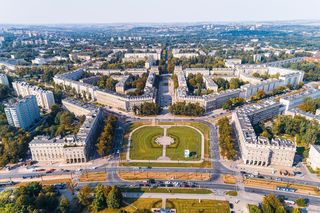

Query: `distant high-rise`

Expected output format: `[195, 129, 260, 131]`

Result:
[4, 95, 40, 130]
[0, 73, 9, 86]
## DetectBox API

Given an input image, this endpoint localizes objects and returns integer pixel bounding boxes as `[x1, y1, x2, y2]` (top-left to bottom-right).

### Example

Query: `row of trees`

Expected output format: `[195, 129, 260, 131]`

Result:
[222, 97, 246, 110]
[97, 75, 119, 91]
[0, 182, 125, 213]
[0, 182, 70, 213]
[249, 194, 305, 213]
[132, 102, 160, 116]
[168, 102, 205, 116]
[187, 73, 206, 95]
[175, 55, 226, 69]
[213, 77, 245, 91]
[125, 73, 148, 96]
[100, 60, 145, 70]
[15, 66, 70, 83]
[35, 104, 84, 138]
[96, 115, 118, 157]
[172, 74, 179, 89]
[252, 72, 280, 80]
[284, 61, 320, 82]
[0, 84, 10, 101]
[217, 117, 237, 160]
[78, 184, 123, 212]
[251, 84, 303, 101]
[272, 115, 320, 148]
[158, 48, 167, 74]
[298, 97, 320, 114]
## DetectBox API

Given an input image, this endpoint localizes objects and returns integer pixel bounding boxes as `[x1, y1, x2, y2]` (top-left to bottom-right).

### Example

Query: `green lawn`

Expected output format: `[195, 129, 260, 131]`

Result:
[99, 198, 229, 213]
[167, 126, 202, 160]
[167, 199, 230, 213]
[130, 126, 164, 160]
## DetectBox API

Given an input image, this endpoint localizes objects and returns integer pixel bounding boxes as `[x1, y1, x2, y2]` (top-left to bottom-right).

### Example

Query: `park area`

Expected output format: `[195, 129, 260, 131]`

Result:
[128, 125, 203, 161]
[100, 198, 230, 213]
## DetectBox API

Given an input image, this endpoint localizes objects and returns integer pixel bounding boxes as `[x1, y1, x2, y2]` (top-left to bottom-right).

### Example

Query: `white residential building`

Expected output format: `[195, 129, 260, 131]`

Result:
[307, 145, 320, 170]
[29, 99, 104, 163]
[0, 73, 9, 86]
[12, 81, 55, 111]
[232, 101, 296, 167]
[279, 88, 320, 111]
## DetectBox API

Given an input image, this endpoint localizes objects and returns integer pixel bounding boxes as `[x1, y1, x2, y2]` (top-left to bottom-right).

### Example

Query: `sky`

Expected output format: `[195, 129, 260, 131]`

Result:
[1, 0, 320, 24]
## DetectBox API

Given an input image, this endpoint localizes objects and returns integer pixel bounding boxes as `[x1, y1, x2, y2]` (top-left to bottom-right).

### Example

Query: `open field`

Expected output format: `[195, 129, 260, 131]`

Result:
[130, 126, 164, 160]
[99, 198, 161, 213]
[121, 187, 212, 194]
[100, 198, 229, 213]
[166, 126, 202, 160]
[244, 178, 320, 196]
[79, 172, 107, 182]
[118, 171, 211, 181]
[166, 199, 230, 213]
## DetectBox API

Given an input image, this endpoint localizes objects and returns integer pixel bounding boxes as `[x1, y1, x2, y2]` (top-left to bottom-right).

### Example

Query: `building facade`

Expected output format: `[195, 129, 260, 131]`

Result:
[232, 101, 296, 167]
[12, 81, 55, 111]
[307, 145, 320, 170]
[5, 95, 40, 130]
[29, 99, 104, 163]
[0, 73, 9, 86]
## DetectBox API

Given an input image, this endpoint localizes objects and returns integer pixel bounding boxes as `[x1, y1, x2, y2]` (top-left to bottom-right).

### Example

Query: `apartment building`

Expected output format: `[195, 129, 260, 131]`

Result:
[5, 95, 40, 130]
[307, 145, 320, 170]
[0, 73, 9, 86]
[12, 81, 55, 111]
[279, 88, 320, 111]
[54, 69, 156, 111]
[232, 101, 296, 167]
[115, 75, 130, 94]
[29, 99, 103, 163]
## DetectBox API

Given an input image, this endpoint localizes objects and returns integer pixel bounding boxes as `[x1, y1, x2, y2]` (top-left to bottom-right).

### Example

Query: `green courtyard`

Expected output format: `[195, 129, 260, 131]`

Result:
[129, 125, 202, 161]
[166, 126, 201, 160]
[129, 126, 164, 160]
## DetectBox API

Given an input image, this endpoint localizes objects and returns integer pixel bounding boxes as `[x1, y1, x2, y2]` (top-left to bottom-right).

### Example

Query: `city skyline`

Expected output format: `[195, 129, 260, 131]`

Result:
[1, 0, 320, 24]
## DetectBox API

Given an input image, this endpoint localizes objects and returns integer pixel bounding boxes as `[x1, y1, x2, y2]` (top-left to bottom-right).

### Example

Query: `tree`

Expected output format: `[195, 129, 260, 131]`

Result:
[229, 78, 244, 89]
[295, 198, 306, 207]
[107, 186, 123, 209]
[217, 117, 237, 160]
[0, 85, 10, 101]
[251, 90, 266, 101]
[58, 196, 70, 213]
[248, 205, 262, 213]
[291, 208, 301, 213]
[96, 115, 118, 157]
[169, 102, 205, 116]
[91, 184, 108, 212]
[133, 102, 160, 116]
[213, 78, 229, 90]
[78, 185, 92, 207]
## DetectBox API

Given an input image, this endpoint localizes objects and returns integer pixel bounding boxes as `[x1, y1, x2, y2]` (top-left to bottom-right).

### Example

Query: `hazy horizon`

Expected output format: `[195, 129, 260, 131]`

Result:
[1, 0, 320, 24]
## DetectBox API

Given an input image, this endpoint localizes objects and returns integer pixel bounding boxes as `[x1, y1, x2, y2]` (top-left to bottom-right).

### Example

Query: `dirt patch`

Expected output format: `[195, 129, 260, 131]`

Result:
[79, 172, 107, 182]
[118, 171, 211, 181]
[223, 175, 236, 184]
[244, 178, 320, 196]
